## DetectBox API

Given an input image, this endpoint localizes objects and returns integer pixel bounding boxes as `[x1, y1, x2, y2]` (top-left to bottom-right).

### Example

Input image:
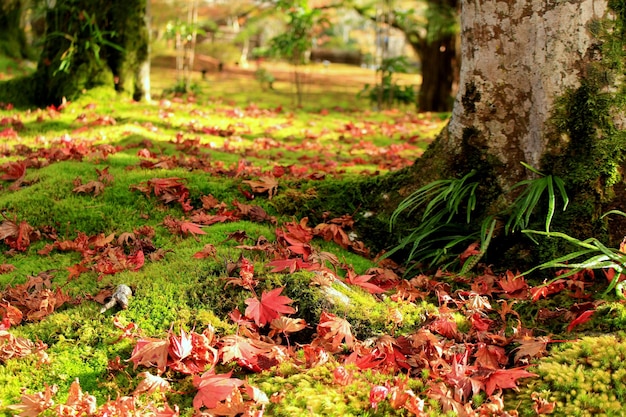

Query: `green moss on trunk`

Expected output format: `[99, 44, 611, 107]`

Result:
[0, 0, 149, 107]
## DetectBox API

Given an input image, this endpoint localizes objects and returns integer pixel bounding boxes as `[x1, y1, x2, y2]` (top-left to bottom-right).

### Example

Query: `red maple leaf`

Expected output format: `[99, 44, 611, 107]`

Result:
[0, 161, 26, 181]
[474, 343, 507, 369]
[244, 287, 296, 326]
[180, 221, 206, 236]
[267, 258, 320, 273]
[459, 241, 481, 264]
[192, 371, 244, 410]
[344, 269, 386, 294]
[567, 308, 595, 332]
[481, 367, 537, 395]
[497, 271, 529, 299]
[530, 279, 566, 301]
[192, 244, 217, 259]
[280, 218, 313, 244]
[429, 315, 459, 340]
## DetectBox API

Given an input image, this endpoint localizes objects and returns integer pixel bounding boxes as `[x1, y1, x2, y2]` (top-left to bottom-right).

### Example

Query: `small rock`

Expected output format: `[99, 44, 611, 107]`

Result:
[100, 284, 133, 313]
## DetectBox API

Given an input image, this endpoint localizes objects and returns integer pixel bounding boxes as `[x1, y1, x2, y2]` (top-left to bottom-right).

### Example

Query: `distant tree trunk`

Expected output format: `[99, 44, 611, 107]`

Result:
[413, 0, 459, 112]
[0, 0, 30, 59]
[32, 0, 149, 106]
[134, 0, 151, 101]
[414, 32, 457, 112]
[354, 0, 460, 112]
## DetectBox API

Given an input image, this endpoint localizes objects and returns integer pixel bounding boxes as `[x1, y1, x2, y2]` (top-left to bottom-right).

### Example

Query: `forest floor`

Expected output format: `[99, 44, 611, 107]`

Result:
[0, 58, 625, 417]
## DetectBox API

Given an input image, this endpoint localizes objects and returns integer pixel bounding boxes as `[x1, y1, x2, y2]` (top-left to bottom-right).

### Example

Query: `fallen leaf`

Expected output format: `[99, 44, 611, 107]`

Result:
[512, 336, 549, 363]
[481, 367, 537, 396]
[243, 176, 279, 199]
[8, 385, 57, 417]
[0, 161, 26, 182]
[133, 371, 172, 395]
[192, 244, 217, 259]
[316, 311, 354, 351]
[269, 316, 307, 338]
[245, 287, 296, 327]
[128, 337, 170, 374]
[567, 309, 595, 332]
[192, 370, 244, 410]
[344, 269, 386, 294]
[55, 379, 97, 416]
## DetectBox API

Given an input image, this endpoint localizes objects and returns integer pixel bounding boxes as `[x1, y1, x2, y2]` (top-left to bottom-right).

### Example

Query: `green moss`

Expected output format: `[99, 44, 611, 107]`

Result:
[514, 333, 626, 417]
[249, 362, 443, 417]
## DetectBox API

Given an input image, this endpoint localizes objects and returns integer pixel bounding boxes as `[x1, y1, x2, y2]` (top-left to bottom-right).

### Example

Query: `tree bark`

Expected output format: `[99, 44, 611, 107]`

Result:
[0, 0, 31, 59]
[415, 32, 457, 112]
[31, 0, 150, 106]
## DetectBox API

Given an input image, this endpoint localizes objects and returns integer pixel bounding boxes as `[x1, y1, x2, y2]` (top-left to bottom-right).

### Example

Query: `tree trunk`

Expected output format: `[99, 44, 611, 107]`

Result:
[354, 0, 459, 113]
[415, 32, 457, 112]
[393, 0, 626, 267]
[0, 0, 31, 59]
[295, 0, 626, 271]
[31, 0, 150, 106]
[414, 0, 459, 112]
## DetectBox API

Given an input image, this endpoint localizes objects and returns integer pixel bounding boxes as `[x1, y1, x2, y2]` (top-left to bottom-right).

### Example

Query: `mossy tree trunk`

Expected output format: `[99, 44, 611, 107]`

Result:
[33, 0, 149, 106]
[385, 0, 626, 267]
[0, 0, 31, 59]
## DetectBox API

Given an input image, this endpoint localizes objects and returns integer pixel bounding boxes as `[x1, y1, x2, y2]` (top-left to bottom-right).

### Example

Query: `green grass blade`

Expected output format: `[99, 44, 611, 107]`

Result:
[545, 177, 555, 232]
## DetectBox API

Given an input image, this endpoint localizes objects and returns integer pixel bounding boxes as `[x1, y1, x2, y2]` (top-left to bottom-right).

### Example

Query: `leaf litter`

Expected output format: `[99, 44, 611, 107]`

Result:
[0, 90, 601, 416]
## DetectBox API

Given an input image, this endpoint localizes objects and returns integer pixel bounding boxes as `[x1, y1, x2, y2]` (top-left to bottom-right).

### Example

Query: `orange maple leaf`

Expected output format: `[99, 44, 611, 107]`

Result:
[73, 180, 106, 196]
[55, 379, 97, 416]
[316, 311, 354, 351]
[269, 316, 307, 338]
[128, 337, 170, 374]
[8, 384, 57, 417]
[192, 371, 244, 410]
[133, 372, 172, 395]
[219, 335, 269, 367]
[243, 176, 279, 199]
[511, 336, 549, 363]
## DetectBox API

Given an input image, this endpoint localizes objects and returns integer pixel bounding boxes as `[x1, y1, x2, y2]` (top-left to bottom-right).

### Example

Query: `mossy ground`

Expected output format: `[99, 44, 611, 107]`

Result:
[1, 58, 626, 417]
[0, 59, 447, 415]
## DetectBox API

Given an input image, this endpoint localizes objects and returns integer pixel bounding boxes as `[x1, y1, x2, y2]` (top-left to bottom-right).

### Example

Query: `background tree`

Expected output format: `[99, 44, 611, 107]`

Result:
[0, 0, 35, 59]
[0, 0, 150, 106]
[268, 0, 326, 107]
[353, 0, 459, 112]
